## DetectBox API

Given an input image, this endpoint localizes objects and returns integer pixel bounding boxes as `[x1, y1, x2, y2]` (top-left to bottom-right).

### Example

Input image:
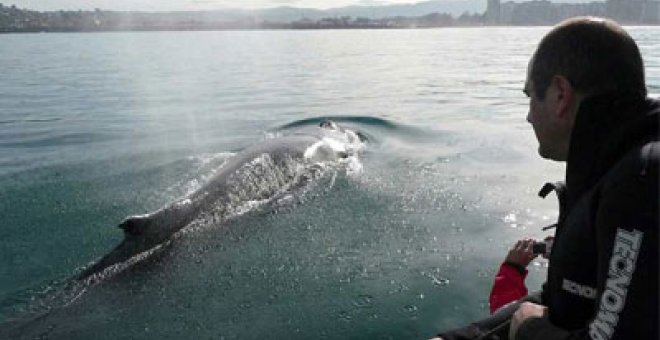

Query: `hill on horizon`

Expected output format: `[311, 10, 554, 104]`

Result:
[8, 0, 487, 20]
[242, 0, 487, 21]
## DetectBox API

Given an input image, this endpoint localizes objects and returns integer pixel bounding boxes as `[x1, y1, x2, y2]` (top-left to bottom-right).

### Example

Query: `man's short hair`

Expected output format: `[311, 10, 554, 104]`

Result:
[531, 17, 647, 100]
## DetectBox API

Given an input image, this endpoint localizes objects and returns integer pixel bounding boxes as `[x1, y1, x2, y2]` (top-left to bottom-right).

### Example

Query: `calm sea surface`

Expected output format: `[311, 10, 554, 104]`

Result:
[1, 27, 658, 339]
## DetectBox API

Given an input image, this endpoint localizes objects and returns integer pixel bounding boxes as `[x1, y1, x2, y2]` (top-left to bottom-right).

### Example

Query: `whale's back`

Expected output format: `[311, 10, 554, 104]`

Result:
[78, 125, 364, 280]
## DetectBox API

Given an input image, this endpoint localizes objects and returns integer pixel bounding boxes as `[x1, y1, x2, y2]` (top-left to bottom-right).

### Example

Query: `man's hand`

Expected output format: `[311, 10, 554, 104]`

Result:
[509, 302, 547, 340]
[505, 238, 538, 267]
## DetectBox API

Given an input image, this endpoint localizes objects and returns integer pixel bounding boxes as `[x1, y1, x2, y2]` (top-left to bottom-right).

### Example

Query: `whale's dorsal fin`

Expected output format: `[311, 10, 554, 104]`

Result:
[118, 214, 150, 237]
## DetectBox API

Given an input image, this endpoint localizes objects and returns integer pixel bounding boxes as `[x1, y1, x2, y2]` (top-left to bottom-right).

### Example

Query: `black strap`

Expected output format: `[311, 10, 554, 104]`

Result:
[538, 181, 568, 231]
[538, 182, 557, 198]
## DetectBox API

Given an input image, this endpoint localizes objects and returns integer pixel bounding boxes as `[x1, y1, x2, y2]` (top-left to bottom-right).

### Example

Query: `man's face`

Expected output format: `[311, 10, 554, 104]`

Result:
[524, 64, 573, 162]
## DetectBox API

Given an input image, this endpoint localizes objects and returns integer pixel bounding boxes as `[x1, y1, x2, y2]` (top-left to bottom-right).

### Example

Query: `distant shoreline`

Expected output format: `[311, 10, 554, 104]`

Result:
[2, 1, 658, 34]
[3, 24, 660, 34]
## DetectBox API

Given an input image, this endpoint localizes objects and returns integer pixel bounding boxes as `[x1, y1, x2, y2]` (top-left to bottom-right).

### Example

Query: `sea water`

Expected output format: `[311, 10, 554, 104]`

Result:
[0, 27, 658, 339]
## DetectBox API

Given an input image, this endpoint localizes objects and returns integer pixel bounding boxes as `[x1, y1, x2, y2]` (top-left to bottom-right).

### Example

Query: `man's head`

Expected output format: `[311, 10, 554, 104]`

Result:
[524, 17, 646, 161]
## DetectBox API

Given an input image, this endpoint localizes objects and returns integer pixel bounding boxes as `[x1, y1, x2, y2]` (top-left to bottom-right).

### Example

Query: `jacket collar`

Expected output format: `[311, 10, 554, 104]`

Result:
[564, 93, 659, 209]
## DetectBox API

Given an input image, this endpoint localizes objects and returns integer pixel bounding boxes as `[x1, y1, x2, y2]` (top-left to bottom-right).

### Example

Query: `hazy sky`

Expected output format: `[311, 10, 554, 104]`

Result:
[9, 0, 419, 11]
[9, 0, 603, 12]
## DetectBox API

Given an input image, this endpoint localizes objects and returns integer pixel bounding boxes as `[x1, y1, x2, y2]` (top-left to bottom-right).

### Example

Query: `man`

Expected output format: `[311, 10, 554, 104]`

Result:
[434, 17, 658, 340]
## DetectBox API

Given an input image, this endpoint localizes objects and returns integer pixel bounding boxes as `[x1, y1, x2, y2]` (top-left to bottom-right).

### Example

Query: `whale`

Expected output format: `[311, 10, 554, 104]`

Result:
[78, 120, 365, 280]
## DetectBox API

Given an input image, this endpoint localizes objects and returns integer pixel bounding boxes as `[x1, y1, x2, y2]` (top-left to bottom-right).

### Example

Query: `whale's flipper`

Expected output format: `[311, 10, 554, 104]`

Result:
[118, 215, 150, 236]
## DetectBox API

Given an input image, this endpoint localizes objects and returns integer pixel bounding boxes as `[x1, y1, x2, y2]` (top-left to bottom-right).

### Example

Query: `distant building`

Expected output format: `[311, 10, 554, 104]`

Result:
[504, 0, 558, 25]
[486, 0, 501, 24]
[607, 0, 641, 23]
[603, 0, 659, 23]
[644, 1, 660, 23]
[485, 0, 659, 25]
[608, 0, 660, 23]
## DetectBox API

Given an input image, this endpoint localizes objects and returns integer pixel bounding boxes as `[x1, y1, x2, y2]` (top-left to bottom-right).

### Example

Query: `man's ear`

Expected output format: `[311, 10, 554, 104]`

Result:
[551, 75, 575, 119]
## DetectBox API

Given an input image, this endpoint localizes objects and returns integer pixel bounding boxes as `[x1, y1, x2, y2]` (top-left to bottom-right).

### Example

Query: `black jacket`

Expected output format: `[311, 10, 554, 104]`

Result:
[517, 94, 659, 340]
